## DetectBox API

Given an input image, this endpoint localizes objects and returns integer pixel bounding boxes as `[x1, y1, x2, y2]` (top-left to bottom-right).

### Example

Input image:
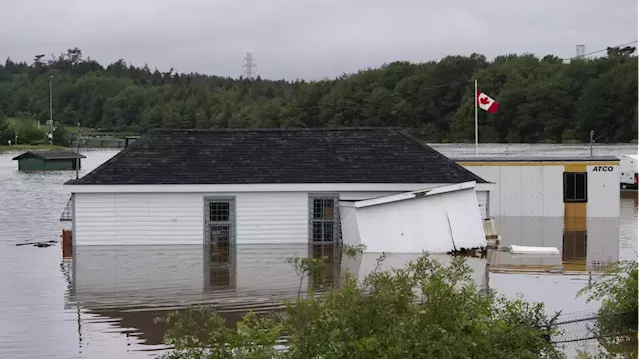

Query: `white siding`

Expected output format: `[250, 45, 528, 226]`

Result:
[75, 192, 309, 245]
[460, 165, 565, 217]
[521, 166, 543, 216]
[499, 166, 523, 216]
[476, 190, 489, 219]
[586, 165, 620, 217]
[73, 184, 497, 246]
[542, 166, 564, 217]
[586, 217, 620, 267]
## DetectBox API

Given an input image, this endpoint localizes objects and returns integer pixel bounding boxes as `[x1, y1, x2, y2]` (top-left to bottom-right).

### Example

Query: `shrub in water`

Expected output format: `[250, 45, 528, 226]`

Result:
[158, 252, 563, 359]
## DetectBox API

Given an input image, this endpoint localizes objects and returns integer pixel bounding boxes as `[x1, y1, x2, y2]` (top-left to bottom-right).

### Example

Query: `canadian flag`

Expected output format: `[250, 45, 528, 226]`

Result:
[476, 90, 499, 114]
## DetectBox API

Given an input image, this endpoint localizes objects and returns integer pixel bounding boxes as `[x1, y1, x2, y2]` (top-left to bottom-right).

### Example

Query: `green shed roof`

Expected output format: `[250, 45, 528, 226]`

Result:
[12, 150, 86, 161]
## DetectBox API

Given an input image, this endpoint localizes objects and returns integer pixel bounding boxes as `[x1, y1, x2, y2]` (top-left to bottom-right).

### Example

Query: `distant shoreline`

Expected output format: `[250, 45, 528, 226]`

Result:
[0, 144, 68, 151]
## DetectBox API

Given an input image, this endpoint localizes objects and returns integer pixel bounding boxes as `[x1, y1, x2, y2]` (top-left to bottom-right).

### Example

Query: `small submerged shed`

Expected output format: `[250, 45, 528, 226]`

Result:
[13, 150, 86, 171]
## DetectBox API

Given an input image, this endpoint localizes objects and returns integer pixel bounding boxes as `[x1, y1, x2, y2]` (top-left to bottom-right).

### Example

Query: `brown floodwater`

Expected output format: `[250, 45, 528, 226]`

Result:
[0, 143, 637, 358]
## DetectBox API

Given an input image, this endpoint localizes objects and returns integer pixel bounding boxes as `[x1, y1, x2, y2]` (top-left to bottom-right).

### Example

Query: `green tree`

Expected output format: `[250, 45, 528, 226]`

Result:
[13, 121, 45, 144]
[0, 48, 636, 143]
[0, 111, 13, 144]
[158, 253, 563, 359]
[576, 60, 638, 142]
[53, 124, 71, 146]
[578, 260, 638, 358]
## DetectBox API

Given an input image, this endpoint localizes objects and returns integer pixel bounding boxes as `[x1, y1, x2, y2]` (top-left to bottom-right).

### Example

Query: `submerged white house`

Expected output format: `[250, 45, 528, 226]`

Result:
[63, 128, 492, 248]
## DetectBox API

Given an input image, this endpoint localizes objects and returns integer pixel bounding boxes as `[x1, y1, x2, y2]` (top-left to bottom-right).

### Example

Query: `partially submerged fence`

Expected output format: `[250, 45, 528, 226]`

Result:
[550, 310, 637, 345]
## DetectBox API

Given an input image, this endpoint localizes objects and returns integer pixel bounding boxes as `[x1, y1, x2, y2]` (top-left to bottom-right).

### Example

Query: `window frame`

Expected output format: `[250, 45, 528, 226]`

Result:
[203, 197, 236, 246]
[203, 196, 237, 291]
[309, 194, 341, 244]
[563, 172, 588, 203]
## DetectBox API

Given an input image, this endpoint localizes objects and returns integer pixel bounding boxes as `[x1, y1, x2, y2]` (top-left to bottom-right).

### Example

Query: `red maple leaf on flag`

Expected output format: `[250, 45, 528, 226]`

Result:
[479, 97, 490, 105]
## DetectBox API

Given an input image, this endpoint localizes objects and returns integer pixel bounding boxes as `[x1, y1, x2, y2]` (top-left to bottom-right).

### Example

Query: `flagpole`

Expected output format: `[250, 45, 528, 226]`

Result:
[474, 79, 478, 157]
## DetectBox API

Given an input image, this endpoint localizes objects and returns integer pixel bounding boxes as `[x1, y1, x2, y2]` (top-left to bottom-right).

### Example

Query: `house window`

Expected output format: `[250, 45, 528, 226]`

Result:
[209, 202, 230, 222]
[309, 196, 340, 243]
[204, 198, 235, 246]
[563, 172, 587, 203]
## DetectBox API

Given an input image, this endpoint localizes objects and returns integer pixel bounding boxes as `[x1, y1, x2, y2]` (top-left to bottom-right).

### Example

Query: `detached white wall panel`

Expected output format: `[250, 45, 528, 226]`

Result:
[339, 183, 486, 253]
[338, 204, 361, 247]
[442, 189, 487, 250]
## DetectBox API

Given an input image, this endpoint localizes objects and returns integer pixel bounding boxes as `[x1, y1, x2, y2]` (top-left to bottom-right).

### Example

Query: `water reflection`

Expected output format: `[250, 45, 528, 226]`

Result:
[64, 244, 488, 348]
[488, 216, 619, 272]
[63, 213, 622, 347]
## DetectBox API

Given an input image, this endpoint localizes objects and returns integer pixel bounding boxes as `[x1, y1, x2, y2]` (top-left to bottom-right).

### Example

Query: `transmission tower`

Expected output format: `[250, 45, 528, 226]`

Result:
[576, 44, 586, 58]
[243, 53, 256, 80]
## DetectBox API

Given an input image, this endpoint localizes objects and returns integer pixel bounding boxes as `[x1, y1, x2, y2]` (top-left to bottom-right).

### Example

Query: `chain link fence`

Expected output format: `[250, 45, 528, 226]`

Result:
[550, 310, 637, 345]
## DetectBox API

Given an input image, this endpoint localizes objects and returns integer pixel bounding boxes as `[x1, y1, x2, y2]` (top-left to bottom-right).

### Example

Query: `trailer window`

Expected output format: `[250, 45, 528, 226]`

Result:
[563, 172, 587, 203]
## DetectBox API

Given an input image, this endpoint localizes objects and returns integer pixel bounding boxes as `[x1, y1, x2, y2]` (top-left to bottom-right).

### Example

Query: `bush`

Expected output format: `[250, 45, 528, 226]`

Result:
[578, 260, 638, 358]
[14, 122, 46, 144]
[53, 125, 71, 146]
[0, 114, 13, 145]
[158, 251, 563, 359]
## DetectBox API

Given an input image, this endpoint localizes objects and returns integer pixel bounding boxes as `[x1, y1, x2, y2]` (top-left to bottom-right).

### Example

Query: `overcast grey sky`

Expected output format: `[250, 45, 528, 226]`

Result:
[0, 0, 637, 80]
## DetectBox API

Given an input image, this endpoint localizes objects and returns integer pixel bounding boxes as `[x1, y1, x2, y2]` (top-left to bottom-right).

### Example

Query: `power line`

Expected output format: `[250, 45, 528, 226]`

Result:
[563, 40, 638, 61]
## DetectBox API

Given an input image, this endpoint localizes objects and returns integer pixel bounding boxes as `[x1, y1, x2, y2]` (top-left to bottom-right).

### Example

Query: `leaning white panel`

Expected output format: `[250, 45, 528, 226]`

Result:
[339, 181, 486, 253]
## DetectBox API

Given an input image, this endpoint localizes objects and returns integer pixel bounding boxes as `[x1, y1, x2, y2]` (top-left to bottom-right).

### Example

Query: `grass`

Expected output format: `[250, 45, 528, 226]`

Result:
[7, 116, 138, 139]
[0, 144, 67, 151]
[7, 117, 92, 134]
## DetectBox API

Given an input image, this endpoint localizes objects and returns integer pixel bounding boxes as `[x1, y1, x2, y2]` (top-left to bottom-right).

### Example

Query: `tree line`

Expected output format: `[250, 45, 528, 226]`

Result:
[0, 46, 637, 145]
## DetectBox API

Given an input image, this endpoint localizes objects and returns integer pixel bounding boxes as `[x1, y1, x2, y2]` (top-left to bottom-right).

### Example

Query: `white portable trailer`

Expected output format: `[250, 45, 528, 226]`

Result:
[617, 154, 638, 189]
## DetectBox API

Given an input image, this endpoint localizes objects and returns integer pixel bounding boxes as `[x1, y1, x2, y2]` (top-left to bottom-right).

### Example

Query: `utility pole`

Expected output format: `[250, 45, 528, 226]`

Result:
[576, 45, 586, 59]
[49, 75, 54, 145]
[243, 53, 256, 80]
[589, 130, 595, 157]
[76, 122, 80, 179]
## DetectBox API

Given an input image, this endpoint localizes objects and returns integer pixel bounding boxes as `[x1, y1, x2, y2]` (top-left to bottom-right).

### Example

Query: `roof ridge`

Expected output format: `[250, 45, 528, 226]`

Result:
[395, 129, 488, 184]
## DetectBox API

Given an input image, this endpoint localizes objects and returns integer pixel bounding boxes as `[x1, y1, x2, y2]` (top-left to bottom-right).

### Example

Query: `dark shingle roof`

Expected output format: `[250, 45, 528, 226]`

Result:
[12, 150, 86, 161]
[66, 128, 487, 185]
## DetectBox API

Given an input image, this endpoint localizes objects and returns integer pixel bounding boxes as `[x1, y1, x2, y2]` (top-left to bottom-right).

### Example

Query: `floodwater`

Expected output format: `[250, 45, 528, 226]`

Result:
[0, 143, 637, 359]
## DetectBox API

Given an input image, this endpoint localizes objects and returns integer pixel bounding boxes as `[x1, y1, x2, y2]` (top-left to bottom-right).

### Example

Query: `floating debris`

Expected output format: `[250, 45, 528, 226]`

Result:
[449, 247, 487, 258]
[508, 245, 560, 255]
[15, 240, 57, 248]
